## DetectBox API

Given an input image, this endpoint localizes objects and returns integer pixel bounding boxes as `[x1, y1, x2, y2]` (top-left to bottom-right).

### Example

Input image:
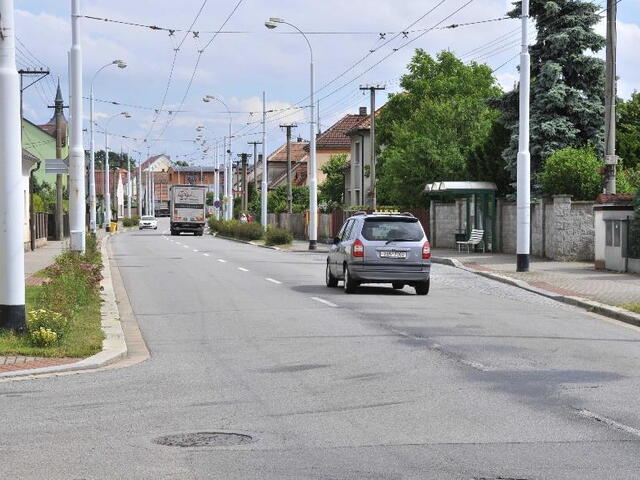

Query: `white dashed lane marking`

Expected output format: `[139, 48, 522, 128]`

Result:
[311, 297, 338, 307]
[217, 259, 227, 263]
[238, 267, 249, 272]
[265, 278, 282, 284]
[193, 249, 199, 252]
[203, 253, 210, 257]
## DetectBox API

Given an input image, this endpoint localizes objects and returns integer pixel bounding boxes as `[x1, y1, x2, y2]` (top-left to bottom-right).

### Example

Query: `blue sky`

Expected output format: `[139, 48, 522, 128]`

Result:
[16, 0, 640, 166]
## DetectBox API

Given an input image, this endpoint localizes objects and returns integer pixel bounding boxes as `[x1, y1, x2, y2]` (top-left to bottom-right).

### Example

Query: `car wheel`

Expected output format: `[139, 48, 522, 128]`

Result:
[326, 262, 338, 288]
[343, 265, 358, 294]
[415, 279, 430, 296]
[392, 282, 404, 290]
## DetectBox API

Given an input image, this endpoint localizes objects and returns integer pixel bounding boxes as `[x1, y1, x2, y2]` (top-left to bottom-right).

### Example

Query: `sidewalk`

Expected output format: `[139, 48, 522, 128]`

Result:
[24, 239, 67, 281]
[432, 249, 640, 307]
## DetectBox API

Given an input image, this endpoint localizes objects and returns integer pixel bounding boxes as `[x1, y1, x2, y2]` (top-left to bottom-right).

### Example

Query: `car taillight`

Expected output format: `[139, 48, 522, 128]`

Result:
[352, 238, 364, 258]
[422, 241, 431, 259]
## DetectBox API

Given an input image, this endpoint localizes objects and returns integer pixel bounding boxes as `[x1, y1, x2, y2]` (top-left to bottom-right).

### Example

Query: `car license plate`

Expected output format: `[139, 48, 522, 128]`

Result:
[380, 250, 406, 259]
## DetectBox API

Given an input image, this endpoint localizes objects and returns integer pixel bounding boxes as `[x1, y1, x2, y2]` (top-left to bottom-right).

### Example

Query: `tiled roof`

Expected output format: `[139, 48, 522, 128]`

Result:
[316, 114, 367, 149]
[267, 141, 309, 163]
[172, 166, 217, 173]
[345, 107, 384, 135]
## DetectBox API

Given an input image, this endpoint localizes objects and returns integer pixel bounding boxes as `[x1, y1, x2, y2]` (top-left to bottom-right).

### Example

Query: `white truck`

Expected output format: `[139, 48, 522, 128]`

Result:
[169, 185, 207, 236]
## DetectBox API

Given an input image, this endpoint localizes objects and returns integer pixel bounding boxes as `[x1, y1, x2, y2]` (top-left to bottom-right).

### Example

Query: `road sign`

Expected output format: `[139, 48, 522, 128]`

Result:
[214, 200, 221, 208]
[45, 157, 69, 174]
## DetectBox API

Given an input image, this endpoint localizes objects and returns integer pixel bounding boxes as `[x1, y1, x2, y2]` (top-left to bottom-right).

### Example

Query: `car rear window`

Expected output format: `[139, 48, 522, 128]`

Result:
[141, 216, 155, 220]
[361, 218, 424, 242]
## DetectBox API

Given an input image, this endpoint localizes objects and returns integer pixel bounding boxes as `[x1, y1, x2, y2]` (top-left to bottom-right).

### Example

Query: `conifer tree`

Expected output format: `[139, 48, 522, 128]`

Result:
[494, 0, 606, 181]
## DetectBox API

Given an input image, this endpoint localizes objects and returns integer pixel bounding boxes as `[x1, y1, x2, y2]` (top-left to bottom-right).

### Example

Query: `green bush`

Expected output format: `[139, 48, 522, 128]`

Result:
[540, 147, 601, 200]
[122, 216, 139, 227]
[265, 227, 293, 246]
[209, 218, 264, 241]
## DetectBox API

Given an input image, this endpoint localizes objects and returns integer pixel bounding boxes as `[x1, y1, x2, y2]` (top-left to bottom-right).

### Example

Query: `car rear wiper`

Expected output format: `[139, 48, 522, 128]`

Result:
[385, 238, 414, 245]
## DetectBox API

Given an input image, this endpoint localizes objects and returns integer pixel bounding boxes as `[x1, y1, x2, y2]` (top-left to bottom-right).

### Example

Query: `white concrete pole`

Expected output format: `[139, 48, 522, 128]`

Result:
[227, 123, 234, 220]
[69, 0, 85, 251]
[89, 84, 96, 233]
[104, 129, 111, 230]
[516, 0, 531, 272]
[261, 91, 268, 229]
[127, 148, 131, 218]
[604, 0, 617, 194]
[0, 0, 26, 330]
[308, 54, 318, 249]
[137, 157, 141, 217]
[150, 168, 155, 216]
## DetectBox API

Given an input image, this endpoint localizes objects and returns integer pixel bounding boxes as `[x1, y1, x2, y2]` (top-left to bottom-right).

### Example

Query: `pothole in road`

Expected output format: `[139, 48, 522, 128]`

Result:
[153, 432, 255, 448]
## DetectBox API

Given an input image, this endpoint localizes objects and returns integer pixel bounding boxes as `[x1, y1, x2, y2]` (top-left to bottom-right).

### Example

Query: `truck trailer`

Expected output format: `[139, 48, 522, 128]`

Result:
[169, 185, 207, 236]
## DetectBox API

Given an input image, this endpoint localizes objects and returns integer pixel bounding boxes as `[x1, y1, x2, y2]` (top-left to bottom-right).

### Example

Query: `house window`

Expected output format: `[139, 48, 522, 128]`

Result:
[354, 142, 360, 164]
[355, 189, 360, 205]
[605, 220, 622, 247]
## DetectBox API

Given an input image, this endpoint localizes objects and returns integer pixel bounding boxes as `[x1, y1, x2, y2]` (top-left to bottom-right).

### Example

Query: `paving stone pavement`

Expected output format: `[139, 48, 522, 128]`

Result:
[0, 356, 79, 373]
[433, 249, 640, 306]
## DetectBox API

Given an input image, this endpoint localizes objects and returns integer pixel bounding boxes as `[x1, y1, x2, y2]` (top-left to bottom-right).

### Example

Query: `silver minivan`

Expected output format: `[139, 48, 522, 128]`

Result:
[326, 212, 431, 295]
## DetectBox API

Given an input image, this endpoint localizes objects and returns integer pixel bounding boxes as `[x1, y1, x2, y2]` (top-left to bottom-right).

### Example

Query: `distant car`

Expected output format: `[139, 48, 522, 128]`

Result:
[139, 216, 158, 230]
[326, 212, 431, 295]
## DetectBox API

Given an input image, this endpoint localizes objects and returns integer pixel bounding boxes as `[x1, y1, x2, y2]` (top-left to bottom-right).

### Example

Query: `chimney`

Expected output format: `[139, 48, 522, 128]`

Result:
[359, 107, 367, 116]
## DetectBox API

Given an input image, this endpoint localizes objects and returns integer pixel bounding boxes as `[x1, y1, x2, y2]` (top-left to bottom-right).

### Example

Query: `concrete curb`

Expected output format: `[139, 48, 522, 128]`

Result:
[211, 232, 331, 253]
[0, 235, 128, 379]
[432, 256, 640, 328]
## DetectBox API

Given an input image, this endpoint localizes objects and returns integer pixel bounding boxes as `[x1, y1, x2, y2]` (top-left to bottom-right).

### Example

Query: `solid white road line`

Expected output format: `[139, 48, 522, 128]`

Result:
[265, 278, 282, 284]
[238, 267, 249, 272]
[574, 408, 640, 438]
[311, 297, 338, 307]
[217, 259, 227, 263]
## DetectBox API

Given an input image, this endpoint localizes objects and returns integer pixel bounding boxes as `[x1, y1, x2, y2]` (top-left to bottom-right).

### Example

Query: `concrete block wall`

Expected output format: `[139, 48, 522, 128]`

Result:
[431, 201, 459, 248]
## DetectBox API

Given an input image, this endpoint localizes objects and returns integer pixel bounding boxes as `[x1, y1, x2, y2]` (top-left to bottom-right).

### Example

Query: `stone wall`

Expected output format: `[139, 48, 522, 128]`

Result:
[432, 195, 595, 261]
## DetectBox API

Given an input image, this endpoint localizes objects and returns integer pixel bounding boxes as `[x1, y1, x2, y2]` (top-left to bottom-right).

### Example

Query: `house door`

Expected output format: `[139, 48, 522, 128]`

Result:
[604, 218, 628, 271]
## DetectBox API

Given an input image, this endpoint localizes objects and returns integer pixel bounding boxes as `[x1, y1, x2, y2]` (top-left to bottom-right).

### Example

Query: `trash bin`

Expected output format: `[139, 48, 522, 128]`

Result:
[455, 232, 466, 242]
[110, 221, 117, 232]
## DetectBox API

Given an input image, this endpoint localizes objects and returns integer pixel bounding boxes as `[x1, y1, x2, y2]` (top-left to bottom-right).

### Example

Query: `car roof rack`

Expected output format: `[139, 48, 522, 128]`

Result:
[351, 211, 367, 216]
[400, 212, 416, 218]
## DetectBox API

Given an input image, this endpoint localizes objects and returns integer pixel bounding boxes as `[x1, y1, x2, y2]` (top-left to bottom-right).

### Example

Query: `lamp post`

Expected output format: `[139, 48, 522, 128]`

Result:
[203, 95, 233, 219]
[89, 59, 126, 233]
[103, 111, 131, 231]
[265, 18, 317, 249]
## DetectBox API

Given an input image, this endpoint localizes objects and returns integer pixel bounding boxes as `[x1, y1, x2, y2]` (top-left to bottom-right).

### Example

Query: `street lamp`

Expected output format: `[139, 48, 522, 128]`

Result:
[103, 111, 131, 231]
[265, 17, 317, 249]
[203, 95, 233, 220]
[89, 59, 126, 233]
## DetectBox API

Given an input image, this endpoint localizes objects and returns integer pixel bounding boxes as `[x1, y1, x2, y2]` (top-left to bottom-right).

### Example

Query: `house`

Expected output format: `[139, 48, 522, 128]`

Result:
[315, 108, 369, 184]
[344, 106, 383, 207]
[254, 139, 309, 189]
[139, 154, 173, 212]
[169, 166, 217, 191]
[21, 150, 38, 249]
[94, 169, 127, 220]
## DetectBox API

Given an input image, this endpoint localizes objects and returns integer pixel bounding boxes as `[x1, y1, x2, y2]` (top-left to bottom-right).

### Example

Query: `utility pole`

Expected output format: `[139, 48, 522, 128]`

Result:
[48, 81, 68, 241]
[0, 0, 26, 330]
[516, 0, 531, 272]
[104, 130, 111, 230]
[261, 91, 268, 228]
[238, 153, 251, 211]
[604, 0, 618, 194]
[248, 140, 262, 214]
[359, 85, 385, 209]
[69, 0, 86, 252]
[317, 100, 321, 135]
[136, 153, 142, 217]
[126, 148, 132, 218]
[280, 123, 297, 213]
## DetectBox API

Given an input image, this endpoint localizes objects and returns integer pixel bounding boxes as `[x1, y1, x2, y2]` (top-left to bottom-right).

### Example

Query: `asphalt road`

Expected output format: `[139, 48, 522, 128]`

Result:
[2, 218, 640, 479]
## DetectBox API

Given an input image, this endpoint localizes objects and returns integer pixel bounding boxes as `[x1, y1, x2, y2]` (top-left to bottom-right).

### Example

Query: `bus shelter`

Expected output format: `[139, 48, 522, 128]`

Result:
[424, 181, 497, 252]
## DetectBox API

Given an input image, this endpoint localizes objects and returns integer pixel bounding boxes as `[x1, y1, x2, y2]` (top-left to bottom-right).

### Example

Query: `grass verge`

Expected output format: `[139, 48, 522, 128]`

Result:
[621, 303, 640, 314]
[0, 235, 104, 358]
